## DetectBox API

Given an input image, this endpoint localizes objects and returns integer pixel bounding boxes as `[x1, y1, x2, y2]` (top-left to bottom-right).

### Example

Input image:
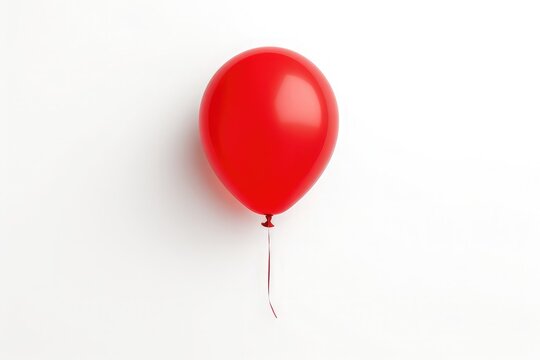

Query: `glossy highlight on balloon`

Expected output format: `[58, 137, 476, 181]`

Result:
[199, 47, 338, 216]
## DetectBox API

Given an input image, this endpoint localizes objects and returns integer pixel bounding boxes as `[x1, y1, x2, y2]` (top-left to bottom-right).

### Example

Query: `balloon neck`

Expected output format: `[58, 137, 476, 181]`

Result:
[261, 214, 274, 228]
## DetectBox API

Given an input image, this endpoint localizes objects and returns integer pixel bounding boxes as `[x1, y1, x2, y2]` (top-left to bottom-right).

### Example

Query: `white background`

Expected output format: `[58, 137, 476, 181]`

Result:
[1, 1, 540, 359]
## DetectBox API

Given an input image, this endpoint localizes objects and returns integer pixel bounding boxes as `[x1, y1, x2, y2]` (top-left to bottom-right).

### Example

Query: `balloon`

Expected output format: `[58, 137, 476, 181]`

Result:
[199, 47, 338, 220]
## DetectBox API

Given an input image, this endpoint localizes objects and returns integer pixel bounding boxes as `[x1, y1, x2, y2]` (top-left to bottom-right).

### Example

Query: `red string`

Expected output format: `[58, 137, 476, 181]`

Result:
[266, 226, 278, 318]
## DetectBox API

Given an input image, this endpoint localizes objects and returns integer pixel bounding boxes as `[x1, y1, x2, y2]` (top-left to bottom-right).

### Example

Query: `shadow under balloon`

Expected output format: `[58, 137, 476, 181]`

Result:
[173, 110, 252, 233]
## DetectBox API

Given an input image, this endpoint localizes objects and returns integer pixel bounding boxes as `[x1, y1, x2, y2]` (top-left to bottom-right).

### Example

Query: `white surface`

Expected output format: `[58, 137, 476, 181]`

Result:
[1, 1, 540, 359]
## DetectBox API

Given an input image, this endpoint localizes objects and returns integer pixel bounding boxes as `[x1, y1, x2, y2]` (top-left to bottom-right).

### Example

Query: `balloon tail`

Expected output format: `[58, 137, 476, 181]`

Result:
[262, 215, 277, 319]
[261, 214, 274, 228]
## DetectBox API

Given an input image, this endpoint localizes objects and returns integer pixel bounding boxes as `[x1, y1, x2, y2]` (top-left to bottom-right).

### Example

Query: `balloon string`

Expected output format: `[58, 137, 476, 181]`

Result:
[267, 227, 278, 318]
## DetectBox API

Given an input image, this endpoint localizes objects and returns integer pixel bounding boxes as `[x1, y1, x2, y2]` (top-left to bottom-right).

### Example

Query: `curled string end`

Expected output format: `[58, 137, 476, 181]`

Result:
[269, 301, 278, 319]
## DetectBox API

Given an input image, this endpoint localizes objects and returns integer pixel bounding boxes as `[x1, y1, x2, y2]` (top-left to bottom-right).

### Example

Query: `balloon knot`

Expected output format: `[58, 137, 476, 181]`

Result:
[261, 214, 274, 228]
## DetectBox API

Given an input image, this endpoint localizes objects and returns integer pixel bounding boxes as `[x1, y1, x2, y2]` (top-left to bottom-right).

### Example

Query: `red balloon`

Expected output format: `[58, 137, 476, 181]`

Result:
[199, 47, 338, 219]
